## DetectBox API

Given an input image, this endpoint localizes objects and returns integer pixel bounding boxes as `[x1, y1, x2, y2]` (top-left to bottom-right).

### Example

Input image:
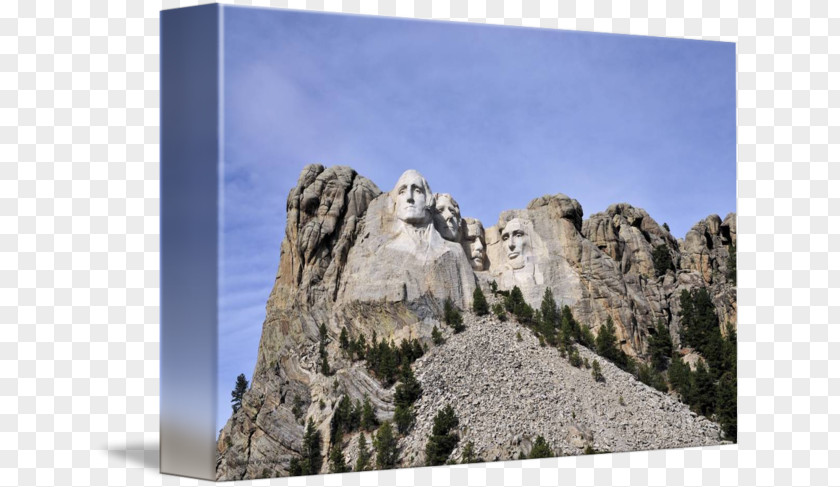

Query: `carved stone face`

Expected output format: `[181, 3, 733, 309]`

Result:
[461, 218, 486, 270]
[433, 193, 461, 241]
[501, 218, 528, 270]
[391, 170, 432, 225]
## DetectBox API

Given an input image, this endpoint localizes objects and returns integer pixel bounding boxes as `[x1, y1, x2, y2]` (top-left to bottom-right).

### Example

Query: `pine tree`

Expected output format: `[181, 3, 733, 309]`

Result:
[568, 347, 582, 368]
[716, 371, 737, 440]
[652, 244, 673, 277]
[663, 222, 670, 232]
[596, 316, 626, 368]
[591, 359, 604, 382]
[431, 325, 444, 345]
[647, 320, 673, 371]
[231, 373, 248, 413]
[374, 421, 399, 469]
[339, 327, 350, 351]
[505, 286, 534, 323]
[472, 287, 489, 316]
[678, 288, 719, 355]
[721, 323, 737, 376]
[355, 334, 367, 361]
[360, 396, 377, 431]
[528, 435, 554, 459]
[293, 418, 323, 476]
[690, 360, 715, 416]
[328, 431, 348, 473]
[667, 353, 692, 400]
[355, 433, 371, 472]
[461, 441, 476, 464]
[726, 242, 736, 284]
[330, 395, 353, 442]
[394, 404, 414, 435]
[425, 405, 460, 466]
[444, 297, 465, 333]
[492, 302, 507, 322]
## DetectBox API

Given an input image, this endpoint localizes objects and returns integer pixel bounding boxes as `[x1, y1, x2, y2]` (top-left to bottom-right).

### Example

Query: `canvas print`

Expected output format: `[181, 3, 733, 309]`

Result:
[163, 4, 736, 480]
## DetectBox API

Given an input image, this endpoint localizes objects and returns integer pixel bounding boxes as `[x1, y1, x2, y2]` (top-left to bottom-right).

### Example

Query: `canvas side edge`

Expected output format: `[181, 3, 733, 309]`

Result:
[159, 4, 220, 480]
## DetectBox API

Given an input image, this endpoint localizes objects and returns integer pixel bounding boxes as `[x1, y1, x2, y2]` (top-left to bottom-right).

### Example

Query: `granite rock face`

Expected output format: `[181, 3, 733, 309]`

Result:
[215, 166, 736, 480]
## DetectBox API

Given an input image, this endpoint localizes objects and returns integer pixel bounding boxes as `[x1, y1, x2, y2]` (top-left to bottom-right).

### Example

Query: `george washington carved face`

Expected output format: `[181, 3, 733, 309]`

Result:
[391, 170, 434, 226]
[433, 193, 461, 241]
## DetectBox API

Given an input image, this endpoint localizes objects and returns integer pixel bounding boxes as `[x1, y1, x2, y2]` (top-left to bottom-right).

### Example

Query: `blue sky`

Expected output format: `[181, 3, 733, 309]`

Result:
[217, 6, 735, 431]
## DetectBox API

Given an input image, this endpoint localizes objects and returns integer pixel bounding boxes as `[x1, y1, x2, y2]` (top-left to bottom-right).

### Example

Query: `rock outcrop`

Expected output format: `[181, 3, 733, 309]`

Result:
[215, 166, 736, 480]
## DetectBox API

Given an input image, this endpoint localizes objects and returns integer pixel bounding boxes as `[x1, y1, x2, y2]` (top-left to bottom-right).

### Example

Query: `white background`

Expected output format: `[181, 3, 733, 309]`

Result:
[1, 1, 837, 486]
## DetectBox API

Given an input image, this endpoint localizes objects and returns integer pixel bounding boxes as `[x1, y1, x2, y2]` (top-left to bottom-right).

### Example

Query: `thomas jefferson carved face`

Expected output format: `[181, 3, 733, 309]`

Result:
[501, 218, 528, 270]
[391, 170, 433, 225]
[433, 193, 461, 241]
[461, 218, 486, 270]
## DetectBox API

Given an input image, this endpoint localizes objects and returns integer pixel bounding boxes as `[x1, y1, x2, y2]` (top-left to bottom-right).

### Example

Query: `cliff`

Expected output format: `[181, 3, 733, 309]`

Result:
[215, 165, 735, 479]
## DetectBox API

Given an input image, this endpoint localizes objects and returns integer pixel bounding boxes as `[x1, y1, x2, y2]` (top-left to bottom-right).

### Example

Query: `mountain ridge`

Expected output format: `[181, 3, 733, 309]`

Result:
[215, 164, 735, 479]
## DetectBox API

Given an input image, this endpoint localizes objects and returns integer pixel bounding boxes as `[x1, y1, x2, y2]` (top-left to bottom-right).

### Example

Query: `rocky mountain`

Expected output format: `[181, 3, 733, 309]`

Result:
[215, 165, 736, 480]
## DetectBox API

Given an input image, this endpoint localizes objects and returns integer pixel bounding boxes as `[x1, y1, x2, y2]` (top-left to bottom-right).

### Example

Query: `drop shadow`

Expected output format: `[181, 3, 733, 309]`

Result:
[106, 442, 161, 472]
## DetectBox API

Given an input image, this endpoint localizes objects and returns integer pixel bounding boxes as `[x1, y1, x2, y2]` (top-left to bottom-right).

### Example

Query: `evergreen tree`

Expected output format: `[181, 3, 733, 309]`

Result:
[667, 353, 692, 400]
[293, 419, 323, 476]
[652, 244, 673, 277]
[355, 334, 367, 361]
[647, 320, 673, 371]
[360, 396, 377, 431]
[374, 421, 399, 469]
[472, 287, 489, 316]
[539, 288, 559, 344]
[568, 347, 582, 368]
[678, 288, 719, 355]
[355, 433, 371, 472]
[591, 359, 605, 382]
[319, 351, 332, 376]
[328, 431, 348, 473]
[726, 243, 736, 284]
[716, 371, 737, 440]
[444, 297, 465, 333]
[425, 404, 460, 466]
[339, 327, 350, 351]
[721, 323, 737, 376]
[492, 302, 507, 322]
[431, 325, 444, 345]
[318, 323, 332, 376]
[578, 323, 596, 349]
[394, 404, 414, 435]
[231, 373, 248, 413]
[288, 457, 302, 476]
[636, 361, 667, 392]
[690, 360, 715, 416]
[490, 280, 498, 295]
[412, 339, 425, 361]
[461, 441, 476, 464]
[349, 399, 362, 431]
[528, 435, 554, 459]
[330, 395, 353, 442]
[663, 222, 670, 232]
[505, 286, 534, 323]
[596, 316, 626, 368]
[394, 363, 422, 407]
[291, 394, 305, 420]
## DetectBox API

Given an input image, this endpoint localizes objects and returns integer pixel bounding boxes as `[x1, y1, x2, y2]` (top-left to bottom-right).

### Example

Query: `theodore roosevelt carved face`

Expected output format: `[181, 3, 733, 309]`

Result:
[433, 193, 461, 242]
[461, 218, 486, 270]
[391, 170, 434, 226]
